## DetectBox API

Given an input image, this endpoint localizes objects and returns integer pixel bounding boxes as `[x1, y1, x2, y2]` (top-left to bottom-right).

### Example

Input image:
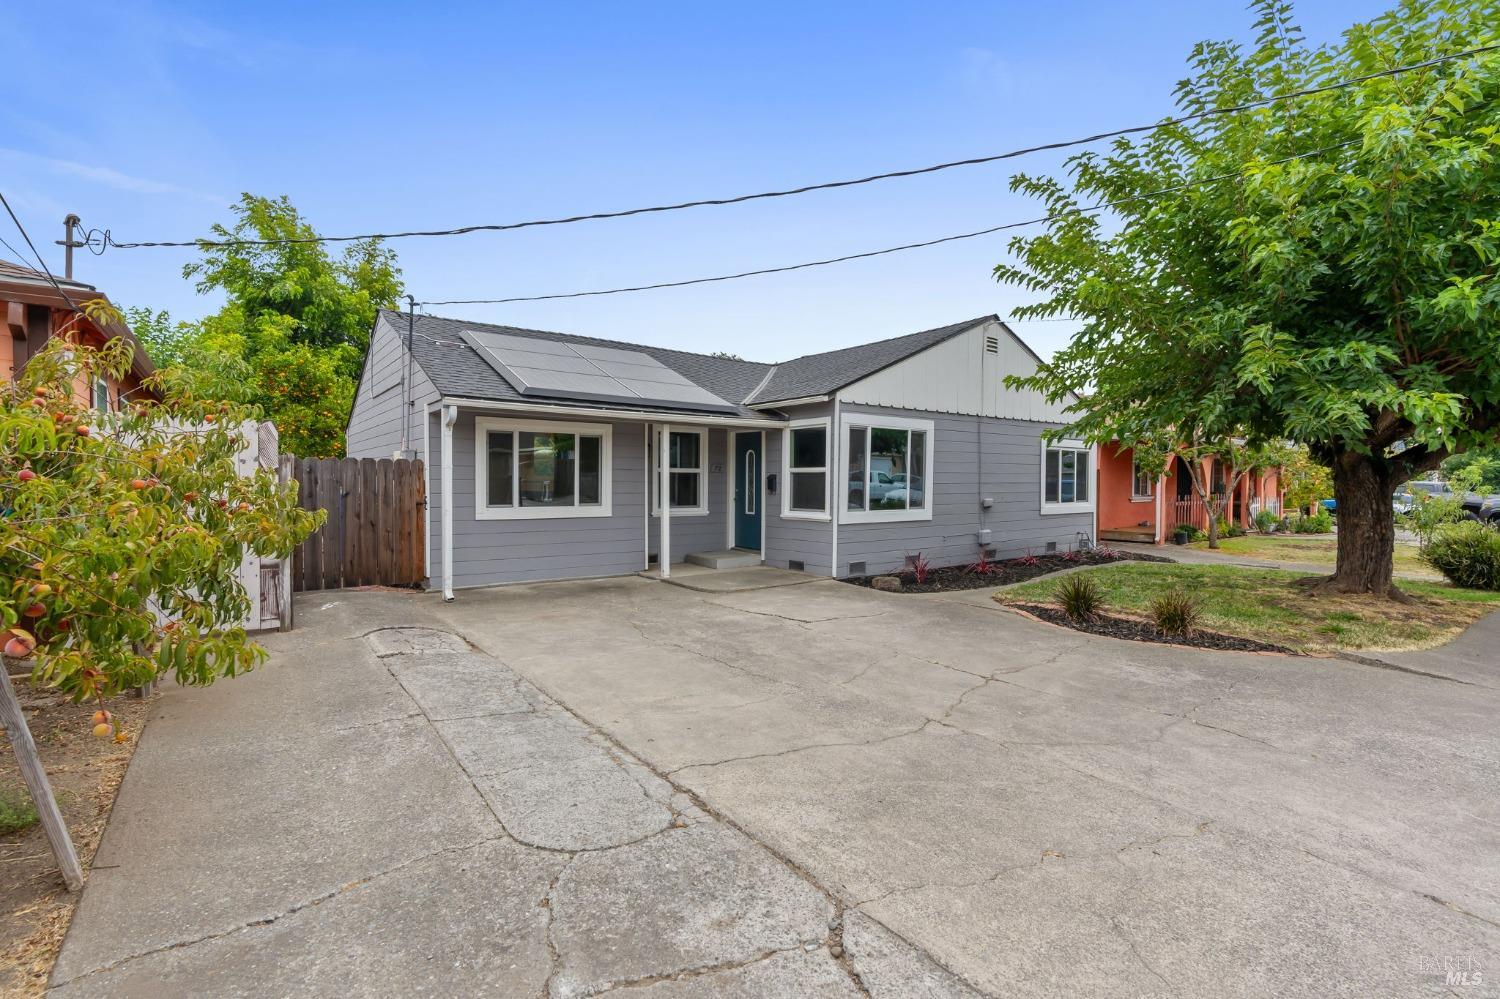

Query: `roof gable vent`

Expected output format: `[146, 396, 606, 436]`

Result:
[984, 334, 1000, 354]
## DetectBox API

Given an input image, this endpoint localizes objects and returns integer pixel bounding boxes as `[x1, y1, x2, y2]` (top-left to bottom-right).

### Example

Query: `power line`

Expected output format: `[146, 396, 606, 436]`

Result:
[416, 141, 1357, 307]
[0, 190, 85, 317]
[103, 43, 1499, 251]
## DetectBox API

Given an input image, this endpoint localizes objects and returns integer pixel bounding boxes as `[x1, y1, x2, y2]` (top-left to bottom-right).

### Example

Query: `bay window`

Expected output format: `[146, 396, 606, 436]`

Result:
[475, 417, 612, 519]
[651, 428, 709, 516]
[840, 415, 934, 522]
[1042, 441, 1093, 514]
[782, 420, 829, 519]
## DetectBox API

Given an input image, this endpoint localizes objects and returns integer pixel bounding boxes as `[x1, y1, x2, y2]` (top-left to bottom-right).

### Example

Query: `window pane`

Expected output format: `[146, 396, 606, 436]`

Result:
[847, 426, 867, 511]
[669, 471, 699, 508]
[669, 431, 700, 471]
[1045, 449, 1060, 504]
[869, 427, 908, 510]
[791, 427, 825, 469]
[519, 432, 576, 507]
[1060, 450, 1076, 503]
[1075, 451, 1090, 502]
[578, 436, 602, 505]
[790, 471, 825, 512]
[486, 431, 514, 507]
[909, 431, 926, 509]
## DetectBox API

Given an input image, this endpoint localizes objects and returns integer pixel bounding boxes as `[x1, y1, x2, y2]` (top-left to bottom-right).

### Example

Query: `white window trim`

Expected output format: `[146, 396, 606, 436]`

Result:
[92, 377, 110, 412]
[837, 413, 935, 524]
[1040, 439, 1097, 515]
[651, 427, 710, 518]
[1130, 456, 1155, 503]
[781, 417, 831, 522]
[473, 416, 613, 520]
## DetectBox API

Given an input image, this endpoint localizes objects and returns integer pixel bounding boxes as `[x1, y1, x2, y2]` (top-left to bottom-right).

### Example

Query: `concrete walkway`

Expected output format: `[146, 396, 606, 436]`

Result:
[52, 580, 1499, 997]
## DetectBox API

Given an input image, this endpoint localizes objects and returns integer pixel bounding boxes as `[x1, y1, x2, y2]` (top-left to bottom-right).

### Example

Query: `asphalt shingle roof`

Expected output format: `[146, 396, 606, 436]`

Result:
[387, 310, 997, 417]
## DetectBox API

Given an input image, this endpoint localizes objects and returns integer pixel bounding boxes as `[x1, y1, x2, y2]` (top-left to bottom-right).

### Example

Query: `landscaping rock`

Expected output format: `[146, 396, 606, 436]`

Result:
[871, 576, 903, 592]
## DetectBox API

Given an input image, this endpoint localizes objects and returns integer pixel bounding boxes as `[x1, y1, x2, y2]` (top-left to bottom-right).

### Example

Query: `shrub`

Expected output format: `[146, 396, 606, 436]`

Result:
[1254, 509, 1280, 533]
[1294, 510, 1333, 534]
[1056, 574, 1104, 621]
[966, 552, 996, 576]
[1400, 492, 1469, 547]
[1092, 545, 1122, 560]
[1227, 524, 1247, 537]
[1422, 521, 1500, 590]
[1018, 553, 1041, 567]
[0, 784, 38, 836]
[1150, 589, 1202, 636]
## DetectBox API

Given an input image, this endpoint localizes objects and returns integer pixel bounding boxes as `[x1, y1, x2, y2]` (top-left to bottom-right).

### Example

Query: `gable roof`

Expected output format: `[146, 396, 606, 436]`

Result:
[0, 260, 156, 381]
[385, 310, 1000, 417]
[744, 316, 994, 405]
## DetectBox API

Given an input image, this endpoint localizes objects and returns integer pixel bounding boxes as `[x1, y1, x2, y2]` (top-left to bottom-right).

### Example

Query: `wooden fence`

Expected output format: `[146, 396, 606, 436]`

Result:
[287, 457, 426, 592]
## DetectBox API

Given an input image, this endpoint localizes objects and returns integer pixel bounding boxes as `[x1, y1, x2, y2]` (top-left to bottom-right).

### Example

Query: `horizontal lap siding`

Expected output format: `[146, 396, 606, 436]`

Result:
[648, 429, 730, 562]
[836, 405, 1093, 576]
[346, 318, 438, 460]
[446, 412, 648, 588]
[763, 406, 832, 575]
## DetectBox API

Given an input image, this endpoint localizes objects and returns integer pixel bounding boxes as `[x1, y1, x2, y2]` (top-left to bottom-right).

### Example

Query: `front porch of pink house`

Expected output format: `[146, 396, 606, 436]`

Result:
[1096, 443, 1285, 545]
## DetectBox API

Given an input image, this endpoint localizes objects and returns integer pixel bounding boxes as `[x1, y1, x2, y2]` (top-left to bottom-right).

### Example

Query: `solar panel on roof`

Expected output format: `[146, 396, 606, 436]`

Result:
[460, 330, 737, 413]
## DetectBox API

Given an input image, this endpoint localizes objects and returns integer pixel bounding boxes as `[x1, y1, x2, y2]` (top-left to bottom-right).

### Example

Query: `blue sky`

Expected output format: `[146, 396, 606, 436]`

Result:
[3, 1, 1386, 363]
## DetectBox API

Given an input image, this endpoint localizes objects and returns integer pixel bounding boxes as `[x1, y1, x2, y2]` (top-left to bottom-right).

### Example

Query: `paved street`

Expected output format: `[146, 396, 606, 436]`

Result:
[50, 577, 1500, 997]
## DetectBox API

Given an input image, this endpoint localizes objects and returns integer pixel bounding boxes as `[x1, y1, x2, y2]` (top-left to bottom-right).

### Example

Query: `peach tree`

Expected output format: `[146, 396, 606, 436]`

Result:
[0, 303, 321, 734]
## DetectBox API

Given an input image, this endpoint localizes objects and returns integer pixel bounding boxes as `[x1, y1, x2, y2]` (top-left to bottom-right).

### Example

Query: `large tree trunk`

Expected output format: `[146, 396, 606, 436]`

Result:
[1322, 450, 1400, 596]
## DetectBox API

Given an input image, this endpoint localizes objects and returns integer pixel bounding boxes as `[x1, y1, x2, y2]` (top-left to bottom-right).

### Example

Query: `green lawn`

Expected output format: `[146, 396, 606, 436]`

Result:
[1190, 534, 1433, 576]
[997, 562, 1500, 653]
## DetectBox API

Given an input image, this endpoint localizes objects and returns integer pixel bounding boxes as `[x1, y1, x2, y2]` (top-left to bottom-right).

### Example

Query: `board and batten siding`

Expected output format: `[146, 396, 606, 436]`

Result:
[835, 403, 1094, 577]
[836, 318, 1075, 423]
[346, 317, 439, 460]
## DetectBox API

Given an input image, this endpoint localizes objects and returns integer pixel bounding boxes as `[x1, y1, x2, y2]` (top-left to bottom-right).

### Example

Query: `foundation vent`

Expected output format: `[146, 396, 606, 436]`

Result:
[1045, 541, 1058, 553]
[849, 561, 866, 576]
[788, 559, 805, 572]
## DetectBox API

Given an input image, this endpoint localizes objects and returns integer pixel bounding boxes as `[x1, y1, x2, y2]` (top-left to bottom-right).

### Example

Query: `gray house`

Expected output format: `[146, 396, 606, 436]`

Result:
[346, 310, 1096, 597]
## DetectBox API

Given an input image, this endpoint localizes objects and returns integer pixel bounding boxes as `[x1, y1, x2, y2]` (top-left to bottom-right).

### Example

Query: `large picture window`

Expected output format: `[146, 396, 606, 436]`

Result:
[782, 420, 829, 519]
[840, 415, 933, 523]
[1042, 441, 1093, 514]
[651, 428, 709, 516]
[475, 417, 612, 520]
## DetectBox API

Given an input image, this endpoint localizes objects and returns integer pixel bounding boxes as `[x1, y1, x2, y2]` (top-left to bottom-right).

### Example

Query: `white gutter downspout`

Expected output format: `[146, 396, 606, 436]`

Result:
[659, 423, 672, 580]
[830, 397, 840, 577]
[440, 404, 457, 601]
[643, 423, 651, 571]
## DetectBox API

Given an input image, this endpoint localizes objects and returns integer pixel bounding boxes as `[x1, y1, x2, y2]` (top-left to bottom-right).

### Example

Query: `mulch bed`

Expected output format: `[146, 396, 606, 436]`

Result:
[1010, 603, 1299, 654]
[843, 548, 1173, 594]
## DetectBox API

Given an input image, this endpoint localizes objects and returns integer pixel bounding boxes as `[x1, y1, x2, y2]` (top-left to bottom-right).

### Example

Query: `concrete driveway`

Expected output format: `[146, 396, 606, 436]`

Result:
[52, 576, 1498, 997]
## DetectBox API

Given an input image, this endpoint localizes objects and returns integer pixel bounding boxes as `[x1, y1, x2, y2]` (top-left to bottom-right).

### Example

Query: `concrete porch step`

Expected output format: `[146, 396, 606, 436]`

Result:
[684, 548, 761, 570]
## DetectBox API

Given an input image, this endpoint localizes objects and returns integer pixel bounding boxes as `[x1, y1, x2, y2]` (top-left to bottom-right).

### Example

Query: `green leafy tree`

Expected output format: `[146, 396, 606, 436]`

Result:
[0, 302, 322, 710]
[1440, 447, 1500, 492]
[1279, 443, 1333, 515]
[999, 0, 1500, 597]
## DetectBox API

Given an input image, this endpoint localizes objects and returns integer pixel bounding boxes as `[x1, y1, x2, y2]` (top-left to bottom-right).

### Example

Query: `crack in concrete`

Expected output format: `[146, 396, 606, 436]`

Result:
[330, 710, 425, 733]
[49, 836, 509, 990]
[583, 944, 810, 995]
[667, 719, 936, 775]
[1109, 914, 1180, 996]
[541, 854, 576, 999]
[625, 618, 804, 693]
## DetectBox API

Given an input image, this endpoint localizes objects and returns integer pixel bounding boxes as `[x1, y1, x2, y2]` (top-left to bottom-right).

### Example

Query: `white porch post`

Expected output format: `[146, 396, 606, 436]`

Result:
[440, 404, 456, 601]
[830, 398, 840, 577]
[659, 423, 672, 579]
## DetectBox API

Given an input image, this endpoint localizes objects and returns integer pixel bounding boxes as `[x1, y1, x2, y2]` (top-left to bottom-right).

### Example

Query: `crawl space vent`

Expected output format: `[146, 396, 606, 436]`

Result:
[849, 561, 867, 576]
[788, 560, 805, 572]
[1045, 541, 1058, 553]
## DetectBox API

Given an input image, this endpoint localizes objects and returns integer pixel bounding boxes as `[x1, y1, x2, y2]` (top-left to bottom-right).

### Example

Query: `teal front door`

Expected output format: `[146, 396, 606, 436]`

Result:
[733, 432, 762, 550]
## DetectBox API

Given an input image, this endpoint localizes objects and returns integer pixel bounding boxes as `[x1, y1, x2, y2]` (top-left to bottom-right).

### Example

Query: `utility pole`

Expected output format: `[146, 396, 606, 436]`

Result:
[55, 214, 84, 281]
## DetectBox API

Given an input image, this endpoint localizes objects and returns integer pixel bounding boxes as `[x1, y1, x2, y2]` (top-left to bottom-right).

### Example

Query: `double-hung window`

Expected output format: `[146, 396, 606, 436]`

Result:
[841, 415, 934, 523]
[782, 419, 829, 519]
[92, 377, 110, 412]
[1041, 441, 1093, 514]
[1130, 457, 1154, 500]
[475, 417, 611, 519]
[651, 428, 708, 516]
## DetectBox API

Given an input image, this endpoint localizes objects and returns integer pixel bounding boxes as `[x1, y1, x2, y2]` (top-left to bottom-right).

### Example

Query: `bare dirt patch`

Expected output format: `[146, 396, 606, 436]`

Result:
[842, 548, 1173, 593]
[0, 682, 153, 998]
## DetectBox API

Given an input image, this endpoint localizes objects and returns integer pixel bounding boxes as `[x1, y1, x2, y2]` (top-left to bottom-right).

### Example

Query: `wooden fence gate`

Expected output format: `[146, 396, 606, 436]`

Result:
[288, 457, 426, 592]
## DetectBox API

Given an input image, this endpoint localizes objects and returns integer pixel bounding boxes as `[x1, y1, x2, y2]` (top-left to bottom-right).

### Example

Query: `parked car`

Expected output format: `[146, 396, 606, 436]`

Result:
[1394, 480, 1452, 515]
